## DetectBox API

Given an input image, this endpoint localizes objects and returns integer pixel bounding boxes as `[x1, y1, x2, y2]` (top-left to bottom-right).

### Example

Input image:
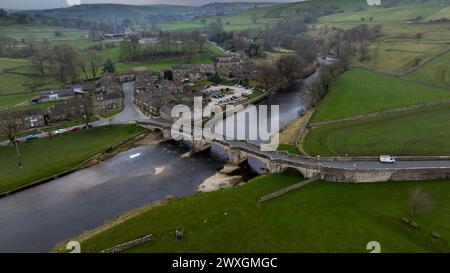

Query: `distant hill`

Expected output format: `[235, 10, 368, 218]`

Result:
[14, 2, 278, 25]
[213, 0, 446, 23]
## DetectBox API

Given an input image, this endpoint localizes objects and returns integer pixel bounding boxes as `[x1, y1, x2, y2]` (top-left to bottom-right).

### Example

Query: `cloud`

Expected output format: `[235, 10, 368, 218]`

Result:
[1, 0, 69, 10]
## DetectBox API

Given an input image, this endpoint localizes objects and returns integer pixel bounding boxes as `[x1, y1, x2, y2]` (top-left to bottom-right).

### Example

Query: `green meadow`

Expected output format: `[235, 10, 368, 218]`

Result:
[310, 69, 450, 123]
[0, 125, 147, 194]
[305, 103, 450, 156]
[70, 169, 450, 253]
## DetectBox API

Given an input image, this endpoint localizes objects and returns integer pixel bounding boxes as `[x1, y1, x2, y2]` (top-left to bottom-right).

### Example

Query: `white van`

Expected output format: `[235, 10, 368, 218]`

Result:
[379, 155, 395, 163]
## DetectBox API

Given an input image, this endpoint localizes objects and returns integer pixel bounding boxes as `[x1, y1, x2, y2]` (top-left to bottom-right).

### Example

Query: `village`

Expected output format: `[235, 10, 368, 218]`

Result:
[0, 51, 259, 141]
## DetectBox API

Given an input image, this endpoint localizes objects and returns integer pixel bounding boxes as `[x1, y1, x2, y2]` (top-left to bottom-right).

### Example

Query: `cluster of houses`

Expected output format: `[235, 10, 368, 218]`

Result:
[133, 70, 205, 121]
[1, 51, 252, 132]
[0, 77, 125, 131]
[133, 53, 252, 121]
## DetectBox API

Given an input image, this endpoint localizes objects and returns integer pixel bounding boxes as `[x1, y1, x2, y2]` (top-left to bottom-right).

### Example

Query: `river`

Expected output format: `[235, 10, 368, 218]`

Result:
[0, 73, 313, 253]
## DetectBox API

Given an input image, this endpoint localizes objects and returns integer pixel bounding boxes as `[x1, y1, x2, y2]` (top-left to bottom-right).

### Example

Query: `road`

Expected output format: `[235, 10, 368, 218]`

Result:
[225, 140, 450, 170]
[0, 81, 148, 147]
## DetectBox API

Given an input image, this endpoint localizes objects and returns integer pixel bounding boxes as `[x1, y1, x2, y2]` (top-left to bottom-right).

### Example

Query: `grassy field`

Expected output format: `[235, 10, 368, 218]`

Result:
[158, 0, 378, 32]
[0, 72, 62, 95]
[0, 92, 39, 110]
[70, 169, 450, 253]
[277, 144, 301, 155]
[0, 124, 147, 194]
[0, 20, 86, 41]
[319, 3, 445, 24]
[115, 55, 214, 72]
[406, 50, 450, 87]
[310, 69, 450, 123]
[305, 103, 450, 156]
[316, 2, 450, 74]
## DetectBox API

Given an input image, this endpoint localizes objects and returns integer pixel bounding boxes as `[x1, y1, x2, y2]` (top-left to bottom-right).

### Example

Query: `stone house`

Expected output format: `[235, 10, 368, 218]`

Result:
[23, 109, 45, 128]
[94, 92, 124, 111]
[47, 101, 80, 123]
[215, 53, 249, 80]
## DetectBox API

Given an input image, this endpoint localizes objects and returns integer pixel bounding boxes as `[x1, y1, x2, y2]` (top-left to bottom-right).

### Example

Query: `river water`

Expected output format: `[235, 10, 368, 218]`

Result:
[0, 75, 312, 253]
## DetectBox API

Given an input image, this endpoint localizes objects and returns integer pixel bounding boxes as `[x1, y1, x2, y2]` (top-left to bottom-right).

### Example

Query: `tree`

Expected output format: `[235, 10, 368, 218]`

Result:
[0, 111, 23, 143]
[86, 50, 104, 79]
[30, 39, 50, 75]
[49, 43, 79, 82]
[76, 92, 95, 128]
[0, 34, 18, 56]
[76, 57, 90, 81]
[119, 35, 141, 62]
[407, 187, 434, 216]
[276, 54, 306, 82]
[103, 58, 116, 73]
[183, 39, 199, 62]
[21, 35, 37, 56]
[255, 60, 280, 91]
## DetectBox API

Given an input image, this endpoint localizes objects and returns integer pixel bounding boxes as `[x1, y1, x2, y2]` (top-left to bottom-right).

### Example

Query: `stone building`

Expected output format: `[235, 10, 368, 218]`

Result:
[94, 92, 124, 111]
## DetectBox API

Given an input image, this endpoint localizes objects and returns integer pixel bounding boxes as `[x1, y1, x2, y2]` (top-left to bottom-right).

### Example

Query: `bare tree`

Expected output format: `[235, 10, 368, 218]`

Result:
[277, 54, 306, 82]
[49, 43, 79, 82]
[255, 59, 281, 91]
[0, 111, 23, 143]
[87, 50, 104, 79]
[407, 187, 434, 216]
[30, 39, 50, 75]
[76, 92, 95, 128]
[183, 39, 199, 62]
[76, 57, 89, 81]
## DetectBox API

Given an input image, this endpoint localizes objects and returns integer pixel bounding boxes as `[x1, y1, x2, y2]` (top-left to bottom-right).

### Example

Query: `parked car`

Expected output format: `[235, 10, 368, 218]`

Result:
[26, 135, 39, 142]
[54, 129, 68, 135]
[82, 124, 93, 130]
[69, 126, 80, 132]
[379, 155, 396, 163]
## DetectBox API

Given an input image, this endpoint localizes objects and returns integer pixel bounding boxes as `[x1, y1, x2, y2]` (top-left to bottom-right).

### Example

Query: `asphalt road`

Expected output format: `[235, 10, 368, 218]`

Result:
[0, 81, 148, 147]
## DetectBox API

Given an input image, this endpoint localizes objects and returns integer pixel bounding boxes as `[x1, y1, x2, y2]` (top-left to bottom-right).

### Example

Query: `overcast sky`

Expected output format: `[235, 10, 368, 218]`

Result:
[1, 0, 295, 10]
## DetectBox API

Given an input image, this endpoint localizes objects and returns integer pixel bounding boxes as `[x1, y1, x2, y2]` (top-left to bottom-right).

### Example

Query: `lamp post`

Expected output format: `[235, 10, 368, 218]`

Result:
[12, 132, 22, 168]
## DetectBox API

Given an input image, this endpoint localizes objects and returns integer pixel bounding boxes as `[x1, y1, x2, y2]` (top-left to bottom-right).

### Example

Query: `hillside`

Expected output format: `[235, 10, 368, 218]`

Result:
[15, 2, 278, 25]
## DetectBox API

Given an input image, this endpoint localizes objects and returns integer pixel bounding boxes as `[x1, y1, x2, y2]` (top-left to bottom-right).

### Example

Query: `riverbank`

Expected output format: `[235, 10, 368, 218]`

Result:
[57, 169, 450, 253]
[0, 124, 148, 196]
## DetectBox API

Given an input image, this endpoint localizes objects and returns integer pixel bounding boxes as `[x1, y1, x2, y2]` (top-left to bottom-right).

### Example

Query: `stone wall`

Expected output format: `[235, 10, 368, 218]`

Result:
[100, 234, 153, 253]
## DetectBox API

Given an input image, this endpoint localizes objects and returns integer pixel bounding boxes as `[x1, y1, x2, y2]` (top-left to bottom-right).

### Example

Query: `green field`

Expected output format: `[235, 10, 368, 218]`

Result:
[0, 20, 86, 41]
[406, 50, 450, 87]
[316, 2, 450, 74]
[0, 72, 62, 95]
[0, 124, 147, 194]
[305, 103, 450, 156]
[115, 54, 214, 72]
[277, 144, 301, 155]
[0, 92, 39, 110]
[70, 169, 450, 253]
[310, 69, 450, 123]
[158, 0, 378, 31]
[319, 3, 445, 24]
